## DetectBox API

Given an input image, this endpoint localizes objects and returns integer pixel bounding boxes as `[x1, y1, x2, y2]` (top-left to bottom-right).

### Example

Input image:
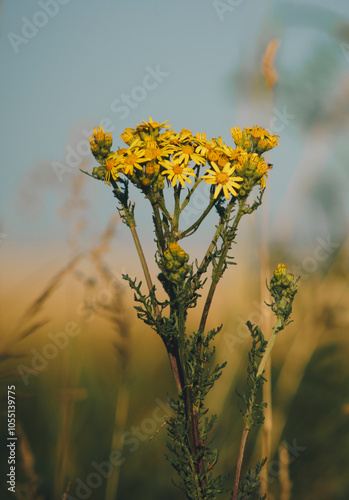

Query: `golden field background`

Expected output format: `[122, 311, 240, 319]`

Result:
[1, 200, 348, 500]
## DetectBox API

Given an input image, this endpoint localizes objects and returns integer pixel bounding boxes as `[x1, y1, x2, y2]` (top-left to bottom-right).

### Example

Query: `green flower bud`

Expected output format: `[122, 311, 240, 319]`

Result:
[90, 141, 99, 156]
[178, 265, 189, 276]
[164, 249, 172, 261]
[157, 177, 165, 190]
[100, 147, 110, 158]
[177, 249, 189, 263]
[104, 132, 113, 149]
[285, 273, 295, 284]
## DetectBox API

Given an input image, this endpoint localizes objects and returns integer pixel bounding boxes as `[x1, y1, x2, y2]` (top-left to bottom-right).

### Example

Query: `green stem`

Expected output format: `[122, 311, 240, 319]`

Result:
[199, 199, 246, 333]
[257, 319, 281, 378]
[184, 442, 205, 500]
[173, 185, 181, 233]
[129, 224, 154, 295]
[152, 204, 166, 253]
[232, 318, 281, 499]
[199, 225, 221, 269]
[176, 298, 206, 491]
[129, 221, 184, 393]
[176, 301, 195, 446]
[180, 176, 204, 212]
[156, 193, 173, 222]
[179, 198, 217, 239]
[110, 181, 184, 395]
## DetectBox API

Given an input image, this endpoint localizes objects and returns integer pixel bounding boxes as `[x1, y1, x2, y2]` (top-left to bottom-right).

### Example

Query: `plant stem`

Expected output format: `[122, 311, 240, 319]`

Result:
[152, 204, 166, 252]
[198, 225, 221, 270]
[257, 325, 280, 378]
[177, 301, 196, 450]
[162, 336, 185, 393]
[232, 428, 249, 500]
[179, 198, 216, 239]
[232, 317, 282, 498]
[156, 193, 173, 222]
[175, 297, 206, 489]
[173, 185, 181, 233]
[180, 176, 204, 212]
[199, 199, 246, 333]
[129, 222, 184, 393]
[129, 224, 154, 295]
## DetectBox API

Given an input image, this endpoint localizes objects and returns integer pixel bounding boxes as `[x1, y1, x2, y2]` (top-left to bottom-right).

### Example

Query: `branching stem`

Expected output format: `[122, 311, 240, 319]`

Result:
[179, 198, 217, 239]
[199, 198, 246, 333]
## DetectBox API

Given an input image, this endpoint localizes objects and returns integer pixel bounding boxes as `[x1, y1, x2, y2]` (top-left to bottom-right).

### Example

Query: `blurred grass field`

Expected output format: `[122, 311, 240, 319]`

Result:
[0, 210, 348, 500]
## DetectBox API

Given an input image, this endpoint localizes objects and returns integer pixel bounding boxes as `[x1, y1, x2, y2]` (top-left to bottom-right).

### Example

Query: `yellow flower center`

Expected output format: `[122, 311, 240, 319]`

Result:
[125, 154, 138, 165]
[207, 150, 219, 162]
[145, 147, 161, 160]
[182, 145, 194, 155]
[145, 164, 156, 175]
[105, 158, 116, 171]
[216, 172, 229, 185]
[173, 164, 184, 175]
[218, 155, 228, 167]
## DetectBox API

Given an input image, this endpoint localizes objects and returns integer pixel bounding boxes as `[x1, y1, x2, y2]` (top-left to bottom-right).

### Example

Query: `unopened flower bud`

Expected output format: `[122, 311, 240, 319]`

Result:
[177, 249, 189, 263]
[104, 132, 113, 149]
[169, 242, 180, 255]
[93, 126, 105, 145]
[164, 249, 172, 261]
[274, 263, 287, 279]
[100, 147, 110, 158]
[90, 141, 99, 156]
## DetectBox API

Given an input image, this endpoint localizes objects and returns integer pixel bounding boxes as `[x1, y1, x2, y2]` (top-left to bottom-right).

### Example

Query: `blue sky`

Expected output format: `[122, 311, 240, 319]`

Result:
[1, 0, 348, 251]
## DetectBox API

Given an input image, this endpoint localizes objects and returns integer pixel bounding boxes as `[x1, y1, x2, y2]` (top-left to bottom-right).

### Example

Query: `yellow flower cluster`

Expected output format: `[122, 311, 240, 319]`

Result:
[89, 118, 279, 199]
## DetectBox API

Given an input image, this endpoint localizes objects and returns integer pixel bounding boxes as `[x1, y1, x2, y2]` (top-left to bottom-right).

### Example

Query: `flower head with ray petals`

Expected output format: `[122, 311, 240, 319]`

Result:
[162, 159, 195, 188]
[119, 148, 147, 176]
[202, 162, 243, 200]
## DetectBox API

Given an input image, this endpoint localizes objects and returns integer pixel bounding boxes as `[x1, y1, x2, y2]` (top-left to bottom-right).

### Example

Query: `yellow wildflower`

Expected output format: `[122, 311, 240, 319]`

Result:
[230, 126, 244, 145]
[162, 159, 195, 188]
[173, 143, 206, 166]
[195, 132, 206, 141]
[217, 154, 229, 168]
[121, 129, 134, 144]
[120, 149, 147, 176]
[202, 162, 243, 200]
[104, 153, 119, 185]
[195, 139, 214, 157]
[143, 140, 172, 162]
[139, 116, 170, 130]
[256, 135, 279, 153]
